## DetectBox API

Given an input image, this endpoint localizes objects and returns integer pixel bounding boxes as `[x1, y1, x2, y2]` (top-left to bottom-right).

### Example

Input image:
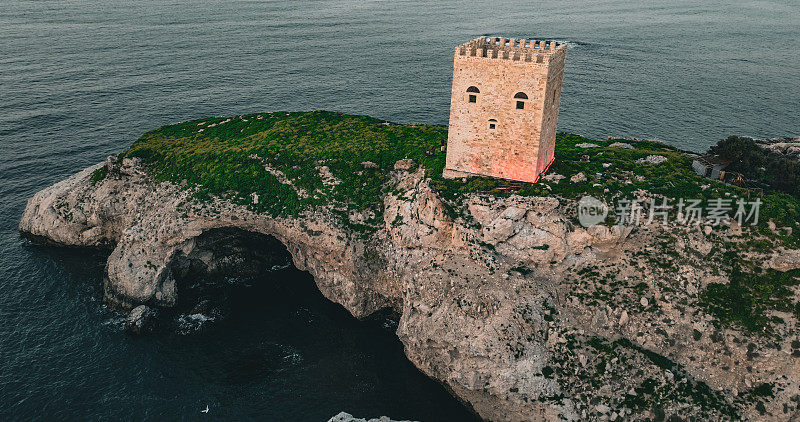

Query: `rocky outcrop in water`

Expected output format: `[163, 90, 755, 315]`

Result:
[20, 157, 800, 421]
[125, 305, 154, 334]
[327, 412, 414, 422]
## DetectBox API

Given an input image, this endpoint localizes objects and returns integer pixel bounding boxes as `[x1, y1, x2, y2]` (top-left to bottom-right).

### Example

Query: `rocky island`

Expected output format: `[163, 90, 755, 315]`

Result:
[19, 111, 800, 421]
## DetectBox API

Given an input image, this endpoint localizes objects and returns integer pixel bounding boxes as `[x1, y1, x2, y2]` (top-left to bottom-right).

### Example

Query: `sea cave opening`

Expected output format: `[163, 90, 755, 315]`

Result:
[156, 226, 478, 421]
[168, 227, 294, 312]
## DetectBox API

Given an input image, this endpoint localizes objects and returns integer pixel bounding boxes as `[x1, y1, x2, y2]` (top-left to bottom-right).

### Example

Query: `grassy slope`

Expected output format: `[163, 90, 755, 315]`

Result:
[118, 110, 800, 333]
[123, 111, 446, 229]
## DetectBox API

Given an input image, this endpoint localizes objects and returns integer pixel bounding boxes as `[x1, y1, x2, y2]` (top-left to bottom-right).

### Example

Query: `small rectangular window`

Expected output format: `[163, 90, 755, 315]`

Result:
[468, 94, 476, 103]
[489, 123, 496, 130]
[516, 101, 525, 110]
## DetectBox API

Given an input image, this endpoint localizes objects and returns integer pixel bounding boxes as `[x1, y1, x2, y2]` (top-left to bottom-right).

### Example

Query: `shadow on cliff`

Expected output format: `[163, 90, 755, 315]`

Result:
[17, 231, 479, 421]
[168, 227, 294, 312]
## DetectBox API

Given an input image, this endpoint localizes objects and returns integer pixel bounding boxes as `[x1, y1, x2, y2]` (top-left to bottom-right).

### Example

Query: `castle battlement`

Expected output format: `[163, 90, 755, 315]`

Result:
[456, 37, 567, 63]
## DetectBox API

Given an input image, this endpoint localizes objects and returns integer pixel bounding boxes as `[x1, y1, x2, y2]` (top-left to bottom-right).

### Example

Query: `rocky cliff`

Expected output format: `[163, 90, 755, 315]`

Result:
[756, 137, 800, 161]
[20, 152, 800, 421]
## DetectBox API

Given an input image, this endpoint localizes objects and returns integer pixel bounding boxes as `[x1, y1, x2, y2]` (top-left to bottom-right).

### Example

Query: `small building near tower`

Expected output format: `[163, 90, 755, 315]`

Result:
[443, 36, 568, 183]
[692, 154, 731, 180]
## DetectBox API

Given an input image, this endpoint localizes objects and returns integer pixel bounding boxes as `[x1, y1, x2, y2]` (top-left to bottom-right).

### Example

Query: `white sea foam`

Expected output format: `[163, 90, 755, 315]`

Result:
[176, 313, 215, 334]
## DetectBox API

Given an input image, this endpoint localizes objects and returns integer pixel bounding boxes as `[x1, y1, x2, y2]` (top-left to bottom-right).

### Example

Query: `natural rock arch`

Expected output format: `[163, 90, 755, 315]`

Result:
[167, 227, 293, 306]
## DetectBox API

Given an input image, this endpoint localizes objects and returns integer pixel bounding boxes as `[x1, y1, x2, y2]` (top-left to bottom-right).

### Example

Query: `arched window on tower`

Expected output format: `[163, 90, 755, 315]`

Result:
[514, 92, 528, 109]
[488, 119, 497, 130]
[467, 86, 480, 103]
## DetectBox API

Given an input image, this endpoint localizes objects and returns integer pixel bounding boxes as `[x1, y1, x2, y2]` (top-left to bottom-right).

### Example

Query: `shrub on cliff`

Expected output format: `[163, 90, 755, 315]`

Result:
[710, 135, 800, 197]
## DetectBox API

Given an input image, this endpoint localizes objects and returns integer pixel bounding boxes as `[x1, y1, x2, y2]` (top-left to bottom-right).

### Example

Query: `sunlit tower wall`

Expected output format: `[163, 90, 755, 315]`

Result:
[444, 36, 567, 183]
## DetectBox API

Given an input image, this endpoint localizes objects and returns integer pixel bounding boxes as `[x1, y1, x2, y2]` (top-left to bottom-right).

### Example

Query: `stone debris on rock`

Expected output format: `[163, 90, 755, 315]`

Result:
[542, 173, 565, 183]
[635, 155, 668, 165]
[500, 206, 526, 221]
[609, 142, 634, 149]
[394, 159, 415, 171]
[576, 143, 600, 148]
[595, 404, 611, 414]
[570, 172, 587, 183]
[619, 310, 629, 326]
[318, 165, 341, 186]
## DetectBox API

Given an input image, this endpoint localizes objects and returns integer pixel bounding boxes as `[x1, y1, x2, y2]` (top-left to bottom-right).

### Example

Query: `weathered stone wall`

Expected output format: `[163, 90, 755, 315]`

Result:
[444, 37, 567, 183]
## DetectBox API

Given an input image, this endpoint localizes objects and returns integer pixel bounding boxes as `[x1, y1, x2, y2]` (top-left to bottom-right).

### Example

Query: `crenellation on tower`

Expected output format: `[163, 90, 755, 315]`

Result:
[443, 36, 568, 183]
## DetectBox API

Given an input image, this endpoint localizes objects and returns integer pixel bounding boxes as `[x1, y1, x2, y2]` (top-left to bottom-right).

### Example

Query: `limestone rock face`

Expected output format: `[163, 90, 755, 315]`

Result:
[19, 159, 800, 421]
[756, 137, 800, 160]
[769, 248, 800, 271]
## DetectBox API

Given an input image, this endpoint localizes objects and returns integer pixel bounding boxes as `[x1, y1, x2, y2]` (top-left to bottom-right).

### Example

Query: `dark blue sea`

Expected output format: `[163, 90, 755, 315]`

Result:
[1, 0, 798, 420]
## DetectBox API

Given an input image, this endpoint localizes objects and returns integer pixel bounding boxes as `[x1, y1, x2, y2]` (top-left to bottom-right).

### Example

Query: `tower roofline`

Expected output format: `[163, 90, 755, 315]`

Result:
[455, 37, 567, 62]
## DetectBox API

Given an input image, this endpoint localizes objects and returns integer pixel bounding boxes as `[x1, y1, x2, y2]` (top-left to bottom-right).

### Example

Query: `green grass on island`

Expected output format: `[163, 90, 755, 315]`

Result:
[115, 111, 800, 335]
[118, 110, 800, 238]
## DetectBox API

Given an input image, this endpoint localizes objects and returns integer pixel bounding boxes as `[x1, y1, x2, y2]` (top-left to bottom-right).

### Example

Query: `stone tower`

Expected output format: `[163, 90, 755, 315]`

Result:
[443, 37, 567, 183]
